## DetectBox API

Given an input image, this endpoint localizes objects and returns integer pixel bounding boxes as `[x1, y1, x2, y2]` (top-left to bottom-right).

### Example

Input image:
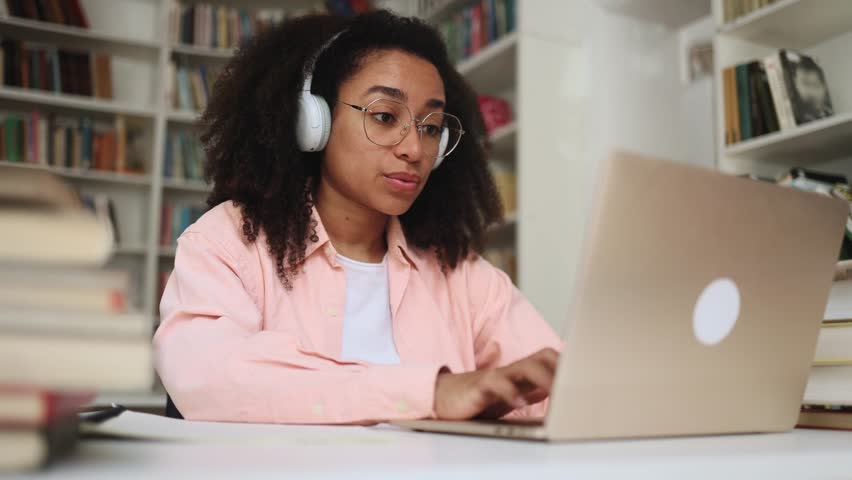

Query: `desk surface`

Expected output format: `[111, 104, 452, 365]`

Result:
[14, 427, 852, 479]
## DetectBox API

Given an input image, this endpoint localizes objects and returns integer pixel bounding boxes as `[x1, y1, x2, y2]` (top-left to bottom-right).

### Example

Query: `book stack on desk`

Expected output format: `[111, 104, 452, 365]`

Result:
[798, 260, 852, 431]
[0, 168, 153, 472]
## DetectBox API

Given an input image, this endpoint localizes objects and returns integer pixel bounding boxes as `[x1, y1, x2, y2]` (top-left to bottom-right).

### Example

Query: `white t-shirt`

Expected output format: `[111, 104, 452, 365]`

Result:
[337, 253, 401, 365]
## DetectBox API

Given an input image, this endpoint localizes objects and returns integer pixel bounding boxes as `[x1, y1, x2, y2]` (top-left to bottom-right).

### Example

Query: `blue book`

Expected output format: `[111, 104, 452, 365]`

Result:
[163, 133, 173, 178]
[79, 117, 93, 169]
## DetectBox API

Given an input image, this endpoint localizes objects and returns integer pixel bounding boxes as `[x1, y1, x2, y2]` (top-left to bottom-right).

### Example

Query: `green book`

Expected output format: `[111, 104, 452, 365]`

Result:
[5, 116, 20, 163]
[735, 64, 752, 141]
[736, 64, 752, 140]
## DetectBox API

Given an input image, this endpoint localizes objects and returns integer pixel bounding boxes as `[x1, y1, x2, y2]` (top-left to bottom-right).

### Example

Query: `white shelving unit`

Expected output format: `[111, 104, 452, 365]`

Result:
[713, 0, 852, 177]
[717, 0, 852, 50]
[456, 31, 518, 95]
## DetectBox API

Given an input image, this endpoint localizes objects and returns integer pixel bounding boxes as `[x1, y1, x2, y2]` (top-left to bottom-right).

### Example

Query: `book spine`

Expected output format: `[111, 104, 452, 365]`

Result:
[763, 53, 796, 131]
[735, 63, 751, 140]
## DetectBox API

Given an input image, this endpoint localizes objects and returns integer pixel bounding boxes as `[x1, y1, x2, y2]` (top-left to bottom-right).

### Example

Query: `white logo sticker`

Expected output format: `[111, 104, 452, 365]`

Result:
[693, 278, 740, 346]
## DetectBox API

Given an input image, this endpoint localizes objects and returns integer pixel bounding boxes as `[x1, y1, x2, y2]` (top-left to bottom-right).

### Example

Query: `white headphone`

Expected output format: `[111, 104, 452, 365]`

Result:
[295, 31, 449, 169]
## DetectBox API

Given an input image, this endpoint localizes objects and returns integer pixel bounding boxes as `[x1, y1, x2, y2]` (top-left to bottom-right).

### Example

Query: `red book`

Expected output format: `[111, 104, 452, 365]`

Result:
[470, 5, 481, 54]
[0, 389, 94, 427]
[37, 49, 48, 91]
[66, 0, 90, 28]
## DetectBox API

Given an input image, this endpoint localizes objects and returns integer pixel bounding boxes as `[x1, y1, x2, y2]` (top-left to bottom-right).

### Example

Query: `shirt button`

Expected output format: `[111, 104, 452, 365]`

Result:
[313, 404, 324, 415]
[328, 307, 337, 317]
[396, 401, 408, 413]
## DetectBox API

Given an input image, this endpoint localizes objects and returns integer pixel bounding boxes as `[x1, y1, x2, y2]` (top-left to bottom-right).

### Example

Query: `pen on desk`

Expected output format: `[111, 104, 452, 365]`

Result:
[79, 403, 127, 423]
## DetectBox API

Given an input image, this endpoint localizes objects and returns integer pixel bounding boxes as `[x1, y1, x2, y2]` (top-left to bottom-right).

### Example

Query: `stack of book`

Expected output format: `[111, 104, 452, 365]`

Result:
[0, 167, 152, 471]
[722, 49, 834, 145]
[799, 260, 852, 430]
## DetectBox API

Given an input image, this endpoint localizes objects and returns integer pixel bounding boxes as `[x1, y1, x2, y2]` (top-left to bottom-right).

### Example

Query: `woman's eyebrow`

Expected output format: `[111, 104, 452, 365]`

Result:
[363, 85, 445, 109]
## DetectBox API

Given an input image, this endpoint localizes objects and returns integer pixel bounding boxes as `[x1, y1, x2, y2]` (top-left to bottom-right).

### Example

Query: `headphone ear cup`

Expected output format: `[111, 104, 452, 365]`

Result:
[296, 92, 332, 152]
[432, 127, 450, 170]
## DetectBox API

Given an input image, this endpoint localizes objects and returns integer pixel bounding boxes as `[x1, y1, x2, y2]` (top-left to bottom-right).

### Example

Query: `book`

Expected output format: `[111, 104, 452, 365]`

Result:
[0, 389, 93, 427]
[824, 280, 852, 321]
[797, 407, 852, 431]
[763, 52, 796, 131]
[778, 49, 834, 126]
[0, 417, 79, 471]
[0, 332, 152, 391]
[813, 321, 852, 365]
[735, 64, 751, 140]
[0, 168, 114, 265]
[803, 364, 852, 405]
[0, 306, 148, 338]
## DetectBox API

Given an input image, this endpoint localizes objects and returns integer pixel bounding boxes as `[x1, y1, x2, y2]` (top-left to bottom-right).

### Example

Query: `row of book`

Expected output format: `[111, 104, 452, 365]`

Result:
[0, 111, 145, 174]
[160, 203, 206, 248]
[722, 49, 834, 145]
[1, 0, 90, 28]
[164, 131, 205, 182]
[167, 0, 369, 50]
[0, 167, 152, 471]
[721, 0, 777, 24]
[437, 0, 516, 64]
[1, 39, 113, 99]
[167, 62, 220, 113]
[170, 3, 286, 51]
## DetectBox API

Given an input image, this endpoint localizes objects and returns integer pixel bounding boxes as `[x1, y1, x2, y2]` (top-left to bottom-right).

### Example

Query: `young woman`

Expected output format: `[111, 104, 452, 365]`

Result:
[154, 9, 561, 424]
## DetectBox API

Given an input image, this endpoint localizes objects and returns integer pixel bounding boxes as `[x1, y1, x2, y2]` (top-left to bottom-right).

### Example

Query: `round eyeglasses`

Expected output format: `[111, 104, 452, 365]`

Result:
[340, 98, 465, 161]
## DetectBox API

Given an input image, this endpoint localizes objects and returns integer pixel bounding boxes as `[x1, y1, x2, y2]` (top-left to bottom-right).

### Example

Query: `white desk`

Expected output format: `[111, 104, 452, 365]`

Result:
[12, 426, 852, 479]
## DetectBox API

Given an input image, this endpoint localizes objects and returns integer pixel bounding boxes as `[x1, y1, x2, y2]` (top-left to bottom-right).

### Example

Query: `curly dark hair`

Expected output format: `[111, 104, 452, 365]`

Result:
[201, 9, 503, 289]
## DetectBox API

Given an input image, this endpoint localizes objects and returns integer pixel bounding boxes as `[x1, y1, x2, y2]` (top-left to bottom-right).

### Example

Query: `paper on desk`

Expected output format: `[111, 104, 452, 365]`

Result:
[80, 410, 393, 445]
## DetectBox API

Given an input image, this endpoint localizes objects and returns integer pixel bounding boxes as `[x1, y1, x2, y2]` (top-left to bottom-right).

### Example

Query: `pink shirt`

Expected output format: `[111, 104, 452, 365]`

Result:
[154, 201, 561, 424]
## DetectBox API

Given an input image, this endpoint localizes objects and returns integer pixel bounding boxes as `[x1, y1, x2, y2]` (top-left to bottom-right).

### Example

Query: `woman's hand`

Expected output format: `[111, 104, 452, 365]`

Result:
[432, 348, 559, 420]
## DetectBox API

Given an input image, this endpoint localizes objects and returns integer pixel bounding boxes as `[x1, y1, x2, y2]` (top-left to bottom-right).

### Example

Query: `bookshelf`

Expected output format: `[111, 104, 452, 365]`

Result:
[713, 0, 852, 177]
[723, 111, 852, 164]
[718, 0, 852, 50]
[406, 0, 521, 277]
[0, 0, 525, 405]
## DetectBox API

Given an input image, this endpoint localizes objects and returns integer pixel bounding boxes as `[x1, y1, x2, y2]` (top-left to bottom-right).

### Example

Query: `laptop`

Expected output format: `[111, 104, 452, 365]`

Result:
[394, 150, 848, 441]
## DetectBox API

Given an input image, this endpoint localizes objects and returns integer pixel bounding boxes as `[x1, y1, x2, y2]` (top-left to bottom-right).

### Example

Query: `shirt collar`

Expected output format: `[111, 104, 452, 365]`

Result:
[304, 206, 419, 270]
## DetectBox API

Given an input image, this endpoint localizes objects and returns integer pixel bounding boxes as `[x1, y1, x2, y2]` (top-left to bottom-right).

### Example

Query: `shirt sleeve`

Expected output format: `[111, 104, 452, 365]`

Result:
[153, 231, 444, 424]
[466, 256, 564, 418]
